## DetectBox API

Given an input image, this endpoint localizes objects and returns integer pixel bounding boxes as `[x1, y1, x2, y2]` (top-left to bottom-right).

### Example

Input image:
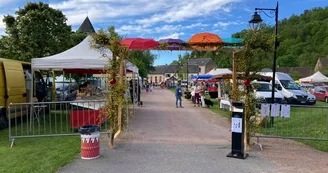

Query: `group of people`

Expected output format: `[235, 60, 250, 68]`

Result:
[174, 81, 207, 108]
[190, 82, 206, 108]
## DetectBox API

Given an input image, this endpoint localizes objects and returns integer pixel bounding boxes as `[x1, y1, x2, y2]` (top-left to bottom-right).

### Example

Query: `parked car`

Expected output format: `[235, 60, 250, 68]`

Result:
[252, 81, 285, 104]
[55, 83, 78, 101]
[312, 86, 328, 103]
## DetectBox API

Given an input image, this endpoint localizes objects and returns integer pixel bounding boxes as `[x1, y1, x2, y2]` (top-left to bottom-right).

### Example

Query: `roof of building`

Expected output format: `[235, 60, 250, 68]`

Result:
[277, 67, 314, 78]
[318, 57, 328, 67]
[188, 58, 213, 66]
[149, 65, 167, 74]
[77, 17, 95, 33]
[149, 64, 199, 74]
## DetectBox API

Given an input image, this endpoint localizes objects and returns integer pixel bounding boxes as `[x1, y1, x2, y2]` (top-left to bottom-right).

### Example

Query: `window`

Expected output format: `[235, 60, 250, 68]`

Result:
[314, 87, 319, 92]
[155, 76, 158, 83]
[280, 80, 300, 90]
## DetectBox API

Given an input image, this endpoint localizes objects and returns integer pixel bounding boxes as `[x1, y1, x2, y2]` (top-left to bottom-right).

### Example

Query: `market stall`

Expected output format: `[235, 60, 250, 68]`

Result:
[299, 71, 328, 83]
[31, 35, 139, 127]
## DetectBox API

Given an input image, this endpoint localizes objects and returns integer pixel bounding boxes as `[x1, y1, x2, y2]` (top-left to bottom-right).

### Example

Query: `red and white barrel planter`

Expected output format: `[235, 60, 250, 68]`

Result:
[80, 131, 100, 160]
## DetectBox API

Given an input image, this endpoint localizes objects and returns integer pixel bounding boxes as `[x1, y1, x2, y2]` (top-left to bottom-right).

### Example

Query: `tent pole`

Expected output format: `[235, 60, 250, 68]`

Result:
[62, 71, 65, 101]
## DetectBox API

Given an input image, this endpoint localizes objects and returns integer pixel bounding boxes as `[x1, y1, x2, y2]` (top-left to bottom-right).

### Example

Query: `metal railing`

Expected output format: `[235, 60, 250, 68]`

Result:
[252, 104, 328, 149]
[8, 100, 111, 146]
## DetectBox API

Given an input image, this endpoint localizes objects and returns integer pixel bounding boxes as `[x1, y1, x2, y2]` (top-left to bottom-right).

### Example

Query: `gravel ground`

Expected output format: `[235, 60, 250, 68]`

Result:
[59, 87, 327, 173]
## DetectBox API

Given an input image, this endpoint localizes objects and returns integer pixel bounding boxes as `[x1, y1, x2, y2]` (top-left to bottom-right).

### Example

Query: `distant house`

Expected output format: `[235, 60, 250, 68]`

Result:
[147, 64, 199, 84]
[188, 58, 216, 75]
[277, 67, 313, 78]
[314, 57, 328, 72]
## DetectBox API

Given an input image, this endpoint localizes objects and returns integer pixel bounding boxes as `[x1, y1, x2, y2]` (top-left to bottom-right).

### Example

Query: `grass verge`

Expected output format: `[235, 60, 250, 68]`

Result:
[0, 129, 80, 173]
[0, 110, 106, 173]
[204, 96, 328, 152]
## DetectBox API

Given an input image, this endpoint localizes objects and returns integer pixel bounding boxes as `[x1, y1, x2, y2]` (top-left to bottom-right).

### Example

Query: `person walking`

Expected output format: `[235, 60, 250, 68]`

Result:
[194, 82, 200, 107]
[150, 82, 153, 93]
[175, 82, 183, 108]
[200, 82, 206, 108]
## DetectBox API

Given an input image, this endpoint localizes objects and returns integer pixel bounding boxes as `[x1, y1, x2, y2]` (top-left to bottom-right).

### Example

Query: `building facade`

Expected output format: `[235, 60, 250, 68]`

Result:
[148, 58, 216, 84]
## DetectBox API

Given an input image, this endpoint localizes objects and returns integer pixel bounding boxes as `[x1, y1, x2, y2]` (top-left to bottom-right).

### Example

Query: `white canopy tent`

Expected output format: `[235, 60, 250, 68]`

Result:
[299, 71, 328, 83]
[206, 68, 232, 78]
[32, 35, 138, 73]
[30, 35, 139, 102]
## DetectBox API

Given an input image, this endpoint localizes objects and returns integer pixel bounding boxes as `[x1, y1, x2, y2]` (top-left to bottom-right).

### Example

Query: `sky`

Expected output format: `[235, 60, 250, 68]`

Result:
[0, 0, 327, 65]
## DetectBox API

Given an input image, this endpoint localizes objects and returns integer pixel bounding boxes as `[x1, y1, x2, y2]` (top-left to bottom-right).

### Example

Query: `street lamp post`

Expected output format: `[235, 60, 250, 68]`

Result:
[249, 2, 279, 106]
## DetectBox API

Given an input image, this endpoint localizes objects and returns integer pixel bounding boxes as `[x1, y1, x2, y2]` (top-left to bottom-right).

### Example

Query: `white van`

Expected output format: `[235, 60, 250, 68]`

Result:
[261, 72, 316, 105]
[252, 81, 285, 103]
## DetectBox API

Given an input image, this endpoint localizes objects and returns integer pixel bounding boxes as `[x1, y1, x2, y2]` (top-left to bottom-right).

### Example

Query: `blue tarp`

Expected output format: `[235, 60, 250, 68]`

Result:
[191, 74, 213, 80]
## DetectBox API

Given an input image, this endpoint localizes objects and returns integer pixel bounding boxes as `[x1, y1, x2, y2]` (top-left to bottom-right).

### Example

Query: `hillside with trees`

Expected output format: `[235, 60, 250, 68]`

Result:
[181, 6, 328, 69]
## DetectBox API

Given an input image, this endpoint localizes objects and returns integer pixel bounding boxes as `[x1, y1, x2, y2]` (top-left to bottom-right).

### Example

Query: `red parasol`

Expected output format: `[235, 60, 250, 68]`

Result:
[188, 32, 223, 51]
[120, 38, 159, 50]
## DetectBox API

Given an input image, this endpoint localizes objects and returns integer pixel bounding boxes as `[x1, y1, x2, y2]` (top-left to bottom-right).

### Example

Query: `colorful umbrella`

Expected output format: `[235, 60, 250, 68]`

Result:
[120, 38, 159, 50]
[188, 32, 223, 51]
[158, 38, 185, 44]
[158, 38, 188, 50]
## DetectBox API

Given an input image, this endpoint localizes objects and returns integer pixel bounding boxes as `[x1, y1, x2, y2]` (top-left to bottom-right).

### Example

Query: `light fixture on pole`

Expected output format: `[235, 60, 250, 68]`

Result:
[249, 11, 263, 31]
[249, 1, 279, 126]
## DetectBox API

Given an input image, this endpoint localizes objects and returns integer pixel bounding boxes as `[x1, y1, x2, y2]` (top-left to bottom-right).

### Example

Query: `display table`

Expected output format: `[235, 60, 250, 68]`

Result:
[220, 99, 232, 111]
[69, 95, 107, 128]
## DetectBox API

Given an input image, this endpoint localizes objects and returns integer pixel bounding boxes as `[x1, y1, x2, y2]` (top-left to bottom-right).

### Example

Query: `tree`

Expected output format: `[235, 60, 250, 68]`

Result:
[289, 71, 301, 80]
[70, 30, 88, 48]
[235, 29, 273, 146]
[128, 50, 156, 78]
[1, 2, 72, 61]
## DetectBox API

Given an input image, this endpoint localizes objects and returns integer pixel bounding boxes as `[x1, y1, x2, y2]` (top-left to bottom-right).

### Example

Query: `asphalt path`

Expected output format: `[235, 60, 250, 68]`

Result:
[60, 87, 277, 173]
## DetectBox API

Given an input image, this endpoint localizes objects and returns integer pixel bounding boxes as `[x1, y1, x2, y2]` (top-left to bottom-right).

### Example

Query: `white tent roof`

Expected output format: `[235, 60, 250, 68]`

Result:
[299, 71, 328, 83]
[206, 68, 232, 75]
[32, 35, 138, 73]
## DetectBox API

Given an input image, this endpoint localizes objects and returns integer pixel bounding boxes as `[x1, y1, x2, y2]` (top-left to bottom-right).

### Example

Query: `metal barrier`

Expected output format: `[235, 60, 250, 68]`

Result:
[8, 100, 111, 147]
[253, 104, 328, 149]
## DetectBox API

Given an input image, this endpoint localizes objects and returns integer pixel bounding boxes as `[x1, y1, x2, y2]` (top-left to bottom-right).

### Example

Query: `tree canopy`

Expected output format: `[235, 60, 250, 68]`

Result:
[128, 50, 157, 78]
[0, 2, 72, 61]
[171, 7, 328, 69]
[234, 7, 328, 68]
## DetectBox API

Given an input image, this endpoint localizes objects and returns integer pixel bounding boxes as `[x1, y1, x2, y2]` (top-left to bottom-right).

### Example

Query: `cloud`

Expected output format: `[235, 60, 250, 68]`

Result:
[50, 0, 172, 25]
[49, 0, 240, 26]
[184, 22, 209, 29]
[136, 0, 240, 26]
[157, 32, 185, 40]
[214, 21, 244, 27]
[0, 0, 17, 7]
[0, 16, 5, 29]
[116, 22, 206, 35]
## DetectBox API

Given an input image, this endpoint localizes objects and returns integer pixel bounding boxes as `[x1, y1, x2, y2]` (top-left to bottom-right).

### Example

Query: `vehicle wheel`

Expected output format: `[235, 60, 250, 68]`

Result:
[326, 97, 328, 103]
[0, 109, 9, 130]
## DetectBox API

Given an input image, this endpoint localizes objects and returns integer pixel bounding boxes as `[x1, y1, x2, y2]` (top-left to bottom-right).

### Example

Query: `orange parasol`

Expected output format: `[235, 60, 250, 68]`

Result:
[188, 32, 223, 51]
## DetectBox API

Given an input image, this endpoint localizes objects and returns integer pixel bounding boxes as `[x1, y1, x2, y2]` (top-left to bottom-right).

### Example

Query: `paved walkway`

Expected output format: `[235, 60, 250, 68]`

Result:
[60, 88, 278, 173]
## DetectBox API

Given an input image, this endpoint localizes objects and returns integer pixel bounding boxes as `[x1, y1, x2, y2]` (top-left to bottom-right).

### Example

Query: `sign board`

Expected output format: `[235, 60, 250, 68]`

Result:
[231, 117, 242, 133]
[261, 104, 270, 117]
[281, 105, 291, 118]
[271, 104, 280, 117]
[227, 102, 248, 159]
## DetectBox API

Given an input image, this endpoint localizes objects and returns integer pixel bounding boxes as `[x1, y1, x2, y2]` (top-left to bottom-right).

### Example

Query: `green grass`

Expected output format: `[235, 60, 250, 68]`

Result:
[205, 96, 231, 118]
[204, 96, 328, 152]
[0, 110, 109, 173]
[0, 129, 80, 173]
[259, 102, 328, 152]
